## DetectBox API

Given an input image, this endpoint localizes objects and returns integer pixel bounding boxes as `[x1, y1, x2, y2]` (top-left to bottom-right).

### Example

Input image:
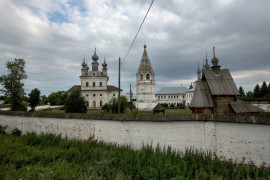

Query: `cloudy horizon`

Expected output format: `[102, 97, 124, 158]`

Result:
[0, 0, 270, 96]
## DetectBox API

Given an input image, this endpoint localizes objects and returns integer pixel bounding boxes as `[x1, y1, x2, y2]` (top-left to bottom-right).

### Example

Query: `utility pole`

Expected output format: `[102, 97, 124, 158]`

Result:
[118, 57, 121, 114]
[129, 84, 133, 114]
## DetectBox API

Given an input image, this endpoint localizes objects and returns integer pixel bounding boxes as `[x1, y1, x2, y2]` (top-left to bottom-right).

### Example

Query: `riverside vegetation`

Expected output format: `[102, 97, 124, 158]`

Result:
[0, 126, 269, 179]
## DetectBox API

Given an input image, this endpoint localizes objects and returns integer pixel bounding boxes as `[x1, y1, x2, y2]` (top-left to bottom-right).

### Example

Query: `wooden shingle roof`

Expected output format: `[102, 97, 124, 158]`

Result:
[203, 69, 240, 95]
[229, 101, 264, 113]
[190, 81, 213, 108]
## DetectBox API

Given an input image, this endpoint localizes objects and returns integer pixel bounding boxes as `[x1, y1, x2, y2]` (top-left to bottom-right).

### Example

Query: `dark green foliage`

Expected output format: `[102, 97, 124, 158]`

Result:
[261, 81, 268, 97]
[101, 103, 110, 112]
[238, 86, 245, 97]
[268, 83, 270, 96]
[28, 88, 41, 111]
[65, 90, 87, 113]
[161, 103, 168, 108]
[0, 133, 269, 179]
[0, 124, 8, 134]
[47, 91, 68, 105]
[104, 96, 128, 114]
[177, 103, 186, 109]
[11, 128, 21, 136]
[253, 84, 261, 97]
[246, 91, 254, 97]
[0, 58, 27, 111]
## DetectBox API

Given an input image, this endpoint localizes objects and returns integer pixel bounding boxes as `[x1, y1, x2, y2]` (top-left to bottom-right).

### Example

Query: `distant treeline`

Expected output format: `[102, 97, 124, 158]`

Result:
[239, 81, 270, 97]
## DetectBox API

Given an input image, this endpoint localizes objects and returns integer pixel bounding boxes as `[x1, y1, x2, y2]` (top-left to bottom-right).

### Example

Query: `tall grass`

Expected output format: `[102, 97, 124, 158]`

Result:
[0, 133, 269, 179]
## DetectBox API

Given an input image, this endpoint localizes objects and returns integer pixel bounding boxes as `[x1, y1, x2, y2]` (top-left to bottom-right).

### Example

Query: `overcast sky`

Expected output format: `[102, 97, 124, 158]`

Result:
[0, 0, 270, 96]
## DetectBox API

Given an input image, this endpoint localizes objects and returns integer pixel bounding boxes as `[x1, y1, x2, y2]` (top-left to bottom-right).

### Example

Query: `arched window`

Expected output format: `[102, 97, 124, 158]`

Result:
[100, 100, 103, 107]
[140, 74, 143, 80]
[93, 82, 95, 87]
[100, 82, 102, 86]
[86, 82, 89, 87]
[93, 100, 96, 109]
[146, 74, 150, 80]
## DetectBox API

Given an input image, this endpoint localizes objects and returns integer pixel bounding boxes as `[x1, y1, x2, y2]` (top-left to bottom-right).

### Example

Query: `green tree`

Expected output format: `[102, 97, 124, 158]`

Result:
[47, 91, 68, 105]
[0, 59, 27, 111]
[238, 86, 245, 97]
[260, 81, 268, 97]
[28, 88, 41, 111]
[246, 91, 253, 97]
[268, 83, 270, 96]
[253, 84, 261, 97]
[65, 90, 87, 113]
[107, 96, 128, 114]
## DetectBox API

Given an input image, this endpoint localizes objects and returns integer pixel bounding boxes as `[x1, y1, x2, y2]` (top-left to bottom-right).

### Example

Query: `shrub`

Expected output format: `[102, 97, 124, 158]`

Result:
[101, 103, 110, 112]
[11, 128, 21, 136]
[0, 124, 8, 134]
[106, 96, 128, 114]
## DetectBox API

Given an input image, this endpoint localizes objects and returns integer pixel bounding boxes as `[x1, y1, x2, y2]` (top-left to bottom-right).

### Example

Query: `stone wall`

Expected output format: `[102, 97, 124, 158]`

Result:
[0, 111, 269, 167]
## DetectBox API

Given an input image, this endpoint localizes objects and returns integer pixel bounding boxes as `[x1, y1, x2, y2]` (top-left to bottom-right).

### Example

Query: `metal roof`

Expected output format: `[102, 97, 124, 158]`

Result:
[87, 71, 102, 76]
[156, 87, 188, 94]
[230, 101, 264, 113]
[190, 81, 213, 108]
[203, 69, 240, 95]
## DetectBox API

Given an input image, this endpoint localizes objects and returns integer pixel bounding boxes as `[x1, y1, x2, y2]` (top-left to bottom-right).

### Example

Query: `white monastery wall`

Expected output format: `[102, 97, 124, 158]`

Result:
[0, 115, 269, 167]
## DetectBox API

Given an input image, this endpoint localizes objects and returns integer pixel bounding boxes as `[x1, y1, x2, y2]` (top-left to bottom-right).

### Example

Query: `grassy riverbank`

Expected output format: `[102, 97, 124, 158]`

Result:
[0, 133, 269, 179]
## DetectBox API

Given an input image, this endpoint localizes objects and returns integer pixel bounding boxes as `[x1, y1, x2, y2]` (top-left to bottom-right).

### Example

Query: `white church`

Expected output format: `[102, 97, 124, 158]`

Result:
[68, 48, 121, 109]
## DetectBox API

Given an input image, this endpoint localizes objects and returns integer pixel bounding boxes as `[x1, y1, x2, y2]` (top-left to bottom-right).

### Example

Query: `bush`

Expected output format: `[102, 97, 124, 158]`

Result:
[101, 103, 110, 112]
[107, 96, 128, 114]
[0, 124, 8, 134]
[11, 128, 21, 136]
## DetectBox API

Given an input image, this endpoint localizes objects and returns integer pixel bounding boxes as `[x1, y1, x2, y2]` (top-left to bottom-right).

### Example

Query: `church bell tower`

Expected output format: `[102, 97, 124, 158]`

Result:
[136, 45, 157, 110]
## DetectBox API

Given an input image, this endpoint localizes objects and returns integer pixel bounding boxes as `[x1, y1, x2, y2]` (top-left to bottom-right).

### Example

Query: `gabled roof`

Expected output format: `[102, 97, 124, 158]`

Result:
[156, 87, 188, 94]
[203, 69, 240, 95]
[67, 85, 81, 93]
[107, 85, 122, 92]
[230, 101, 264, 113]
[67, 85, 122, 92]
[190, 81, 213, 108]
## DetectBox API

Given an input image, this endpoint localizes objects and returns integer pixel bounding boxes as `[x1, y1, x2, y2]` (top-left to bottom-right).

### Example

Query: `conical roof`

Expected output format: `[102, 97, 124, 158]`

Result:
[137, 44, 154, 74]
[153, 103, 165, 111]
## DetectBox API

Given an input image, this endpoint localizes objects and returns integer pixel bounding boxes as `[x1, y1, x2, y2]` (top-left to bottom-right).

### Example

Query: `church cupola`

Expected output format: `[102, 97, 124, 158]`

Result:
[205, 52, 210, 69]
[102, 58, 107, 76]
[197, 62, 201, 81]
[211, 47, 221, 74]
[81, 55, 89, 76]
[91, 48, 99, 72]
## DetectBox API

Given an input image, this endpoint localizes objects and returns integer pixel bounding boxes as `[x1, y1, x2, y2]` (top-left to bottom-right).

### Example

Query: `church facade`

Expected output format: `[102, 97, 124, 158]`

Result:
[136, 45, 157, 110]
[68, 49, 121, 109]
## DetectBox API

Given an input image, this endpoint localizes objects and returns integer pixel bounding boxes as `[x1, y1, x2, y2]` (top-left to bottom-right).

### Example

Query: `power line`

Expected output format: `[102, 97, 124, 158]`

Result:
[122, 0, 155, 65]
[121, 0, 155, 86]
